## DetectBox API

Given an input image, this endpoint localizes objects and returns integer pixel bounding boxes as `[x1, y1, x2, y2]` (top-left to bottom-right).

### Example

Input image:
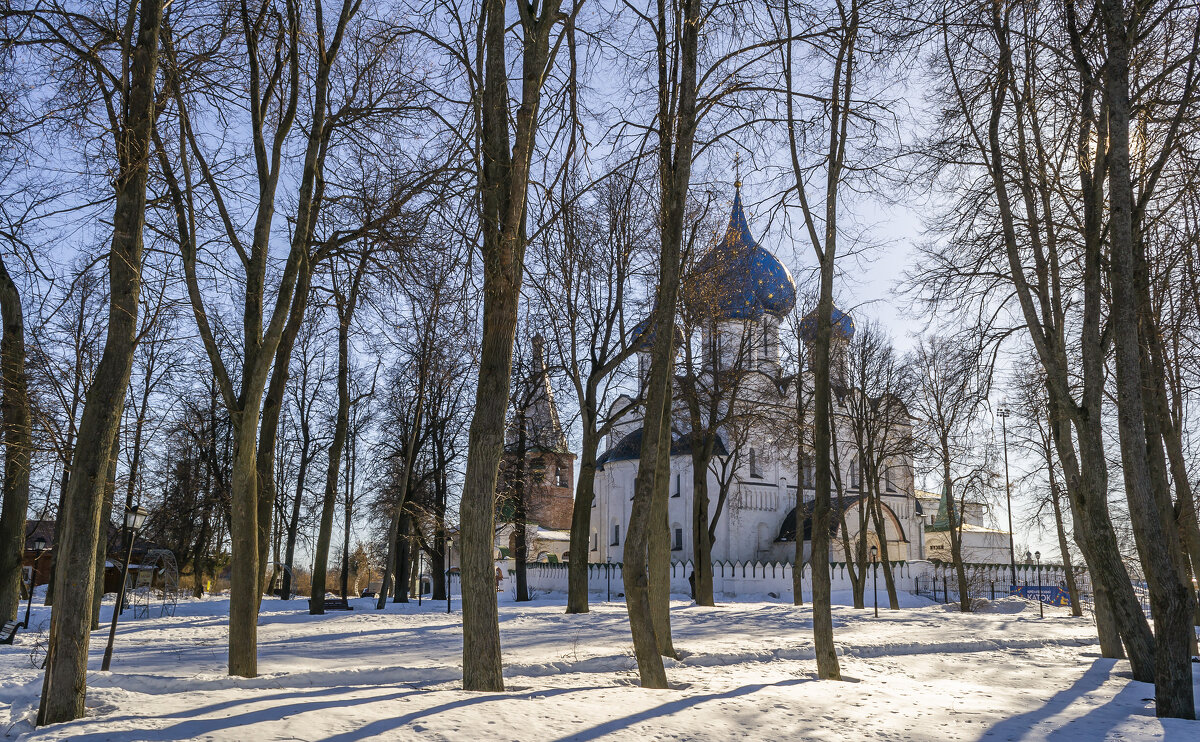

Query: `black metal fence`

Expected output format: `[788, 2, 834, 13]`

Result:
[915, 572, 1096, 616]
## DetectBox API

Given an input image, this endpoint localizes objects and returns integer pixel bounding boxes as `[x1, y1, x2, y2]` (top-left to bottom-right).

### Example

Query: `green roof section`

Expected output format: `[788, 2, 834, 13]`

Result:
[925, 480, 957, 533]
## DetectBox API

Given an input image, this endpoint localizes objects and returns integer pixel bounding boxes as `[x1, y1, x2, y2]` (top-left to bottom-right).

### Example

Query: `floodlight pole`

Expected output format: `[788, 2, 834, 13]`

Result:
[998, 406, 1017, 588]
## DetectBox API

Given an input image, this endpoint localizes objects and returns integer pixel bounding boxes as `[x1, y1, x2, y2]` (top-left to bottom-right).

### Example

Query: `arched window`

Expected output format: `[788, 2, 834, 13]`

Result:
[611, 521, 620, 546]
[671, 523, 684, 551]
[802, 454, 815, 489]
[749, 447, 763, 479]
[591, 530, 598, 551]
[849, 457, 860, 490]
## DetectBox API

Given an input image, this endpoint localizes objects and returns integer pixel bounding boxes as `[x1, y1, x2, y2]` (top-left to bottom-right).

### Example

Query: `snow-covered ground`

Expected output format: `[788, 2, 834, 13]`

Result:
[2, 590, 1196, 741]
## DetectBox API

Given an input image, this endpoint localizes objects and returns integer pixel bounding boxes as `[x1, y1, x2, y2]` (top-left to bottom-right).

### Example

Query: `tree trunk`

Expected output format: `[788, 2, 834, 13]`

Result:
[625, 359, 671, 689]
[461, 0, 562, 692]
[281, 433, 309, 599]
[566, 427, 598, 613]
[228, 409, 262, 678]
[1056, 397, 1151, 669]
[1099, 0, 1194, 716]
[793, 376, 807, 606]
[255, 268, 311, 600]
[37, 0, 161, 723]
[192, 502, 211, 599]
[311, 312, 354, 614]
[869, 494, 899, 610]
[460, 278, 518, 690]
[942, 454, 970, 613]
[340, 499, 352, 601]
[811, 280, 842, 680]
[691, 450, 715, 606]
[514, 479, 529, 601]
[394, 512, 411, 603]
[0, 257, 31, 623]
[1047, 447, 1081, 618]
[621, 0, 699, 690]
[90, 437, 119, 631]
[377, 364, 427, 610]
[648, 393, 675, 658]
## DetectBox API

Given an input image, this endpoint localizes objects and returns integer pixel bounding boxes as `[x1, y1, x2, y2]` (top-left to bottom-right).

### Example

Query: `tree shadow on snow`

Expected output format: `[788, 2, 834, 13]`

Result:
[315, 685, 595, 742]
[552, 677, 812, 741]
[981, 658, 1147, 740]
[62, 687, 424, 742]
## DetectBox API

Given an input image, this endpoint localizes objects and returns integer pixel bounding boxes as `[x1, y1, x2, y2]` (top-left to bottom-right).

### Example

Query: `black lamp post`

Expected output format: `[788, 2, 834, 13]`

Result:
[102, 505, 149, 671]
[606, 557, 612, 602]
[445, 537, 453, 615]
[1035, 550, 1043, 618]
[22, 537, 46, 628]
[870, 544, 879, 618]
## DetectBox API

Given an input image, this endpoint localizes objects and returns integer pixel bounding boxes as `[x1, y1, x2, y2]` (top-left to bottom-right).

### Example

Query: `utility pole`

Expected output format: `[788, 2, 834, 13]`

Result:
[997, 406, 1017, 588]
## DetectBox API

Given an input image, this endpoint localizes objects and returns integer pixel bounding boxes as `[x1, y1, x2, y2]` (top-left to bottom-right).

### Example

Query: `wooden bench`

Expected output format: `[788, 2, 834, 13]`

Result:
[1, 620, 18, 645]
[308, 597, 353, 612]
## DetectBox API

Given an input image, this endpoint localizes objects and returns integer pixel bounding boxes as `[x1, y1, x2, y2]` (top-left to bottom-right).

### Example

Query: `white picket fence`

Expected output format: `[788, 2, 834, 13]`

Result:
[515, 560, 1078, 600]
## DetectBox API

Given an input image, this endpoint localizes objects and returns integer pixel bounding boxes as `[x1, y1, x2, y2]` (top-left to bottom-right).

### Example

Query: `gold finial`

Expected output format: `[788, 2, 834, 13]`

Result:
[734, 152, 742, 188]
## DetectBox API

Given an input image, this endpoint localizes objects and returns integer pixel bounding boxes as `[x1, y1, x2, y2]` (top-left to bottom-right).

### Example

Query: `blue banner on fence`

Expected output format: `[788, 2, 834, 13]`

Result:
[1011, 585, 1072, 607]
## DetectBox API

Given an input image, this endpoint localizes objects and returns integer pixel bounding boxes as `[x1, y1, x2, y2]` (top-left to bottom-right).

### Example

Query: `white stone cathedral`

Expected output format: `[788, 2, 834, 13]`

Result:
[587, 186, 1010, 568]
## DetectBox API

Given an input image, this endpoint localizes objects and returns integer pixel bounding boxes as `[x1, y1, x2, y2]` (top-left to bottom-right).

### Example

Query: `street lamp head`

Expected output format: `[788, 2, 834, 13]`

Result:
[1035, 551, 1041, 562]
[869, 545, 878, 561]
[125, 505, 149, 531]
[32, 537, 46, 551]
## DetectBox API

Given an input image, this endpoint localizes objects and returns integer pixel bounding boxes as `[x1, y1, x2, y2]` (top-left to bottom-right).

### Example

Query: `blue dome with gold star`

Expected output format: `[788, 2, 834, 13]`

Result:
[684, 187, 796, 321]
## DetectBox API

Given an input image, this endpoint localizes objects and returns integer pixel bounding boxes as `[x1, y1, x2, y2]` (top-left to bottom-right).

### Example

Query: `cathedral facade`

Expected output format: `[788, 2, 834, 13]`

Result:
[587, 186, 1010, 569]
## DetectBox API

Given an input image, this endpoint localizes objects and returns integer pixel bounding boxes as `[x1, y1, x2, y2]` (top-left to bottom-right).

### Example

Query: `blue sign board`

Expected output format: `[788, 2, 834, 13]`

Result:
[1011, 585, 1072, 607]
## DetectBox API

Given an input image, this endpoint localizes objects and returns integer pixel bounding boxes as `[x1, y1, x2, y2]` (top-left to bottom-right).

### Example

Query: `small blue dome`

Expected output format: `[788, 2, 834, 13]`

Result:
[798, 305, 855, 344]
[684, 188, 797, 321]
[630, 314, 683, 352]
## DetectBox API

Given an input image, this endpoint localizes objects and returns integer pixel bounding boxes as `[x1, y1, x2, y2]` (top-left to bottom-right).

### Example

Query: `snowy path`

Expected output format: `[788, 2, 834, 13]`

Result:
[1, 592, 1196, 740]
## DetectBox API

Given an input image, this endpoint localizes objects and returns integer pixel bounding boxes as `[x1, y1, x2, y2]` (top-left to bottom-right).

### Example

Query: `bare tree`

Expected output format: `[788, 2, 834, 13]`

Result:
[909, 335, 991, 613]
[914, 0, 1155, 673]
[1097, 0, 1195, 717]
[778, 0, 869, 682]
[457, 0, 568, 692]
[526, 170, 645, 614]
[17, 0, 165, 723]
[0, 256, 30, 623]
[1006, 358, 1082, 618]
[836, 321, 911, 610]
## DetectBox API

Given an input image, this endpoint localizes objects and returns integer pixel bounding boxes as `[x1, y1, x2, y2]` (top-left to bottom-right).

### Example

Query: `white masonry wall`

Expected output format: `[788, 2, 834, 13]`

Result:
[516, 560, 1079, 601]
